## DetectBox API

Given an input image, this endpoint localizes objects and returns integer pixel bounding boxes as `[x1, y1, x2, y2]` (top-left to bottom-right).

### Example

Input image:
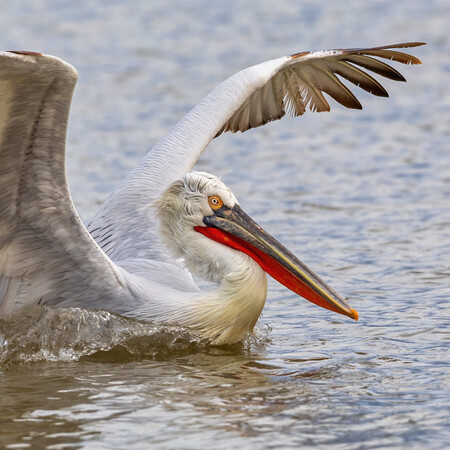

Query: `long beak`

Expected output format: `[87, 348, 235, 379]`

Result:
[194, 204, 358, 321]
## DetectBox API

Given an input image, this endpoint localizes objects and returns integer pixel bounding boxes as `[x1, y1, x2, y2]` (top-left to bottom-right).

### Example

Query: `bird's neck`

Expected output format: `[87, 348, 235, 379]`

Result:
[181, 256, 268, 345]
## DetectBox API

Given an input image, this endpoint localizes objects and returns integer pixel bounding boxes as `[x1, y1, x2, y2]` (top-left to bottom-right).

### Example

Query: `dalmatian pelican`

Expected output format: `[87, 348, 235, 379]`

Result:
[0, 42, 424, 344]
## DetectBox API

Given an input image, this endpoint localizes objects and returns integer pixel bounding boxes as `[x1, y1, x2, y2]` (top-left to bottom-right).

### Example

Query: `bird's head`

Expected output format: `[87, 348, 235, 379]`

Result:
[156, 171, 358, 321]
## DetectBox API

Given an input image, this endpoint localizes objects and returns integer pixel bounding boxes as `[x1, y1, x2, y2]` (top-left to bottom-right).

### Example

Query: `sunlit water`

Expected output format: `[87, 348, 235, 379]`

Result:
[1, 0, 449, 448]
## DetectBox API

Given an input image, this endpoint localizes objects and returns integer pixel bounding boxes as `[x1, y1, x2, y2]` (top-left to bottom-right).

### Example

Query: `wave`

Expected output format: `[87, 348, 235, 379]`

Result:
[0, 306, 270, 364]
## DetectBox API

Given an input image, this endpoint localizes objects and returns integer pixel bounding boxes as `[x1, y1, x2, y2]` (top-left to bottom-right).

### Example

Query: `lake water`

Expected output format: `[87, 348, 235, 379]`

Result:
[1, 0, 449, 448]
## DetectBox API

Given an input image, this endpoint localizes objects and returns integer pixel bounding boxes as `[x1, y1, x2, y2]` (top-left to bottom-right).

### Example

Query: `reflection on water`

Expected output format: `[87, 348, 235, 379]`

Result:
[1, 0, 450, 448]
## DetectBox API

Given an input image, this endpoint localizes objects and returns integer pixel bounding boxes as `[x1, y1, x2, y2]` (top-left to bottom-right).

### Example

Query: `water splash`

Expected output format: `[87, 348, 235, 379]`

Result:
[0, 306, 207, 363]
[0, 306, 271, 364]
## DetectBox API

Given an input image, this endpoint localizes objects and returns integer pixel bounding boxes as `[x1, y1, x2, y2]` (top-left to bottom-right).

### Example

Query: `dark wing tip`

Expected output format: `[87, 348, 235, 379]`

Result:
[387, 42, 427, 48]
[342, 42, 426, 52]
[7, 51, 43, 56]
[341, 42, 425, 65]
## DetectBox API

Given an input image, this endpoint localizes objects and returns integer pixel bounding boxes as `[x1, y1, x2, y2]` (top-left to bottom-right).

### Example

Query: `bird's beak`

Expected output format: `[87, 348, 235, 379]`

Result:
[194, 204, 358, 321]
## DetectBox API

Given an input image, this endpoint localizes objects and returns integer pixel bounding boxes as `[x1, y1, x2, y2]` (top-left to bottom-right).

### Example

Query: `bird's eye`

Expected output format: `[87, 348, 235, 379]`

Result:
[208, 196, 223, 210]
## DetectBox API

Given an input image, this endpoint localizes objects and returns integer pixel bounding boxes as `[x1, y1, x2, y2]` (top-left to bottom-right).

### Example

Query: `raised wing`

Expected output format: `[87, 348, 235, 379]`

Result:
[216, 42, 424, 135]
[0, 52, 126, 315]
[88, 42, 424, 262]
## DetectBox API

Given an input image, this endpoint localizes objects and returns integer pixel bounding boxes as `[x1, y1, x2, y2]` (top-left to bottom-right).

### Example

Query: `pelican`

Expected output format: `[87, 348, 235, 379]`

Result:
[0, 43, 424, 344]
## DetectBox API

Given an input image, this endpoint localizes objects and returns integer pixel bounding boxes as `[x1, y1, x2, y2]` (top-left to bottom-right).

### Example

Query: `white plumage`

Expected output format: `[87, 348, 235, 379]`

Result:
[0, 44, 423, 344]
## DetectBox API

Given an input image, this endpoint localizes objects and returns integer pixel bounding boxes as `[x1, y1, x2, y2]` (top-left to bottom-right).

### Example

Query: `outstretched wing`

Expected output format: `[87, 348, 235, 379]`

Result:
[89, 42, 424, 262]
[0, 51, 126, 315]
[216, 42, 423, 135]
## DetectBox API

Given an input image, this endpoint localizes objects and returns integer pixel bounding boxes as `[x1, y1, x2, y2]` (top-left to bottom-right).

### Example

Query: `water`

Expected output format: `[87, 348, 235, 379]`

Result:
[1, 0, 449, 448]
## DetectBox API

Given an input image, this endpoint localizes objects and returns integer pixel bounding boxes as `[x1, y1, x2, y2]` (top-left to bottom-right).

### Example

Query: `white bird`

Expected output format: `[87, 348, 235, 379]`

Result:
[0, 43, 423, 344]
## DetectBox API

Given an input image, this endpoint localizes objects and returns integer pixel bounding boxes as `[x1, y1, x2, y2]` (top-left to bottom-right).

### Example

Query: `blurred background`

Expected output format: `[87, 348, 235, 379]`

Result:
[1, 1, 449, 448]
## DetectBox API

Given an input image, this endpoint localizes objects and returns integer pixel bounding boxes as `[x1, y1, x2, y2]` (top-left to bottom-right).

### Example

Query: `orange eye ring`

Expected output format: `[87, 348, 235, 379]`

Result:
[208, 196, 223, 210]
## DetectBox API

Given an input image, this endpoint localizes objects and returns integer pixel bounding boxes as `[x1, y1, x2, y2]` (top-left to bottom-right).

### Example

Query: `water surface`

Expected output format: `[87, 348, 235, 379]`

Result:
[1, 0, 449, 448]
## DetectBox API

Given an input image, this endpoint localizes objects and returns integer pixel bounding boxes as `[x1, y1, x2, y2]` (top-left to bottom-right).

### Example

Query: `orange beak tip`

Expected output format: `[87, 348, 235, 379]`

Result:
[351, 309, 359, 321]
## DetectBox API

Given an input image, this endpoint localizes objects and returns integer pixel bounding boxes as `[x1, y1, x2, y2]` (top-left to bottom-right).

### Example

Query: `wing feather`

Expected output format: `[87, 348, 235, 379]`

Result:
[284, 70, 308, 116]
[0, 52, 127, 314]
[216, 42, 424, 135]
[341, 55, 407, 81]
[270, 73, 286, 119]
[297, 65, 331, 113]
[311, 63, 362, 109]
[356, 49, 423, 65]
[238, 100, 251, 132]
[327, 61, 389, 97]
